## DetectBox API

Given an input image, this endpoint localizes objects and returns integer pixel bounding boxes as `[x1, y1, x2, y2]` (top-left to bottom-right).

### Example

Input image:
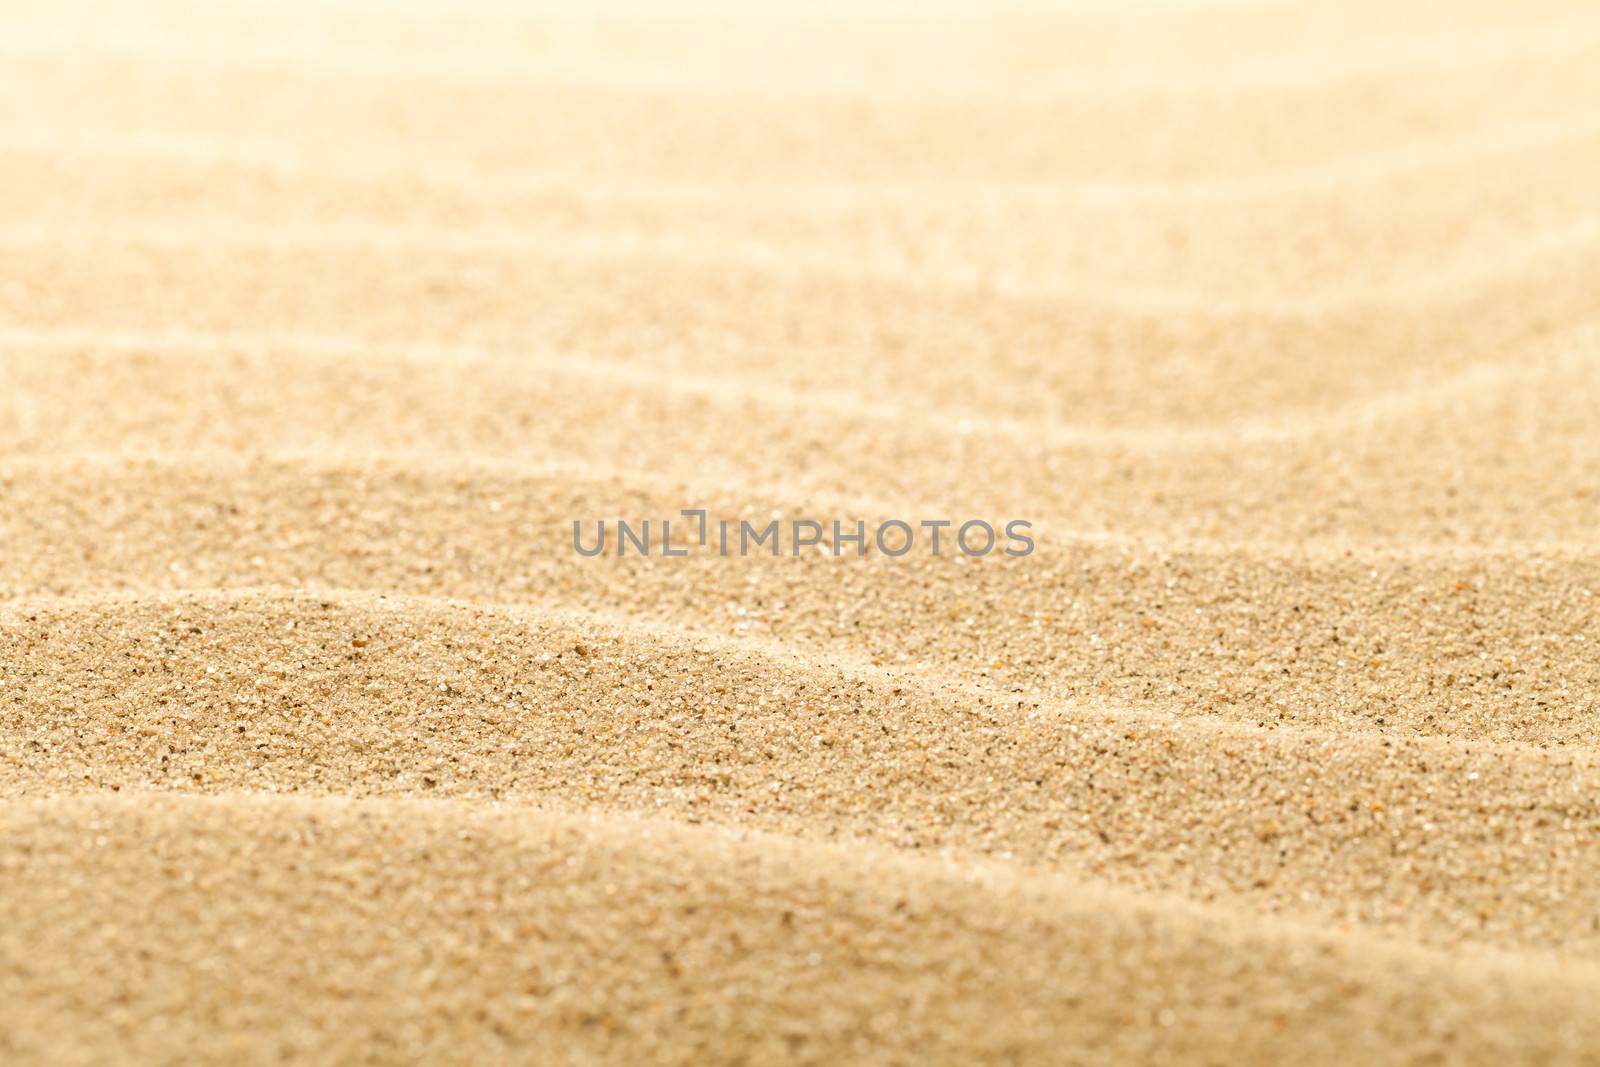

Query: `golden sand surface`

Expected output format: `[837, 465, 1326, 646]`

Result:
[3, 1, 1600, 1063]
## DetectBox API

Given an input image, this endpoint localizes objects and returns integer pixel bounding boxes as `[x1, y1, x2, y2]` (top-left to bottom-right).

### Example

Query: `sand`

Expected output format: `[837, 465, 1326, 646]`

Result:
[3, 1, 1599, 1063]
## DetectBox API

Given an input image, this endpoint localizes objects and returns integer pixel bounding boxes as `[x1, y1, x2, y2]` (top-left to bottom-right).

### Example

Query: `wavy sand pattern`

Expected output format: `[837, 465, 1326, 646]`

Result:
[3, 2, 1599, 1064]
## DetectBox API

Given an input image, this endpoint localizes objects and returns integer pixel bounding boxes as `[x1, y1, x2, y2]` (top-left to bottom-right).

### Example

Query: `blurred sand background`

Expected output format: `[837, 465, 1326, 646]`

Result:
[3, 1, 1600, 1063]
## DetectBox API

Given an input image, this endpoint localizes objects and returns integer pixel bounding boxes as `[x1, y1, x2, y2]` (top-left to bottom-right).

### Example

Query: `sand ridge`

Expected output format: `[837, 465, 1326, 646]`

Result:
[2, 0, 1599, 1063]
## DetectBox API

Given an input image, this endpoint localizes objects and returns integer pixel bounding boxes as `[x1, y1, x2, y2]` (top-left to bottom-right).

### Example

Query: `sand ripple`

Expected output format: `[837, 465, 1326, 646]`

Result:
[3, 1, 1599, 1063]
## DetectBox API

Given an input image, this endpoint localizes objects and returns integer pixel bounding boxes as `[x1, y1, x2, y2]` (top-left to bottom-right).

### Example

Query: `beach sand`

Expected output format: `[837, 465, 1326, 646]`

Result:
[3, 1, 1599, 1063]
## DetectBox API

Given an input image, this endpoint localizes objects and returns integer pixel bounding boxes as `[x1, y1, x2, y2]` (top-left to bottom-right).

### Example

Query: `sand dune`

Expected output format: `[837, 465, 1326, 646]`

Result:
[9, 793, 1600, 1066]
[6, 233, 1600, 427]
[6, 587, 1599, 956]
[4, 330, 1597, 544]
[3, 0, 1599, 1063]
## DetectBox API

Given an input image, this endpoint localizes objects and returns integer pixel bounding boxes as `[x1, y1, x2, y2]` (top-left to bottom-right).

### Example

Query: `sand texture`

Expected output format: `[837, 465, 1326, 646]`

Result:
[3, 1, 1600, 1064]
